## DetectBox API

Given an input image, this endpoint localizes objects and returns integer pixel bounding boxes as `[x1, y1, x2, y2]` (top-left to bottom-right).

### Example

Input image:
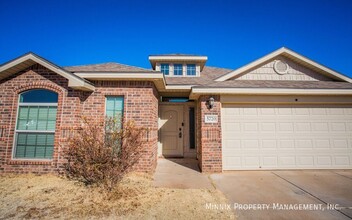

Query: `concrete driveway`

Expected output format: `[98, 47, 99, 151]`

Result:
[211, 170, 352, 220]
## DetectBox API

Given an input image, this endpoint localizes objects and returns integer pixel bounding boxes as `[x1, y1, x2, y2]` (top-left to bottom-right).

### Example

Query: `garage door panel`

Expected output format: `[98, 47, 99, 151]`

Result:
[222, 140, 241, 151]
[278, 122, 294, 132]
[278, 108, 293, 115]
[346, 109, 352, 114]
[279, 156, 296, 167]
[295, 122, 311, 131]
[332, 139, 349, 148]
[243, 108, 258, 115]
[243, 122, 259, 132]
[311, 108, 327, 115]
[297, 156, 315, 166]
[294, 108, 310, 115]
[335, 156, 351, 165]
[295, 140, 313, 149]
[262, 140, 277, 149]
[331, 123, 347, 131]
[317, 156, 332, 166]
[224, 156, 242, 168]
[347, 123, 352, 131]
[261, 123, 276, 132]
[242, 140, 259, 149]
[328, 108, 345, 115]
[260, 108, 276, 115]
[278, 140, 295, 149]
[222, 104, 352, 170]
[313, 123, 329, 131]
[243, 156, 260, 167]
[262, 156, 278, 166]
[315, 139, 331, 149]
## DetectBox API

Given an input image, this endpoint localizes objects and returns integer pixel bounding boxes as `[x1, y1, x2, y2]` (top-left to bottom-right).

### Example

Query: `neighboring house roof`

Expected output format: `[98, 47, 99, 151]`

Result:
[165, 66, 233, 86]
[0, 52, 94, 91]
[216, 47, 352, 83]
[64, 62, 156, 73]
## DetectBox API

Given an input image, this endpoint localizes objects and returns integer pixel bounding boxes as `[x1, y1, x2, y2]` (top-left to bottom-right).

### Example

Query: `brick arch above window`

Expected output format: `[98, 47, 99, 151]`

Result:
[14, 81, 66, 96]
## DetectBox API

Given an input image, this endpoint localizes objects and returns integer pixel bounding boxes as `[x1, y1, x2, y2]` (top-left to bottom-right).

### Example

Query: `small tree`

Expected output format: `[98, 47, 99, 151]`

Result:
[63, 116, 146, 190]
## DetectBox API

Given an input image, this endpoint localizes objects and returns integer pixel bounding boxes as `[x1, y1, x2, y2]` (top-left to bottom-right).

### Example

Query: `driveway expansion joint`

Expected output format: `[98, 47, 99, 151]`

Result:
[272, 171, 352, 220]
[331, 171, 352, 181]
[207, 175, 217, 190]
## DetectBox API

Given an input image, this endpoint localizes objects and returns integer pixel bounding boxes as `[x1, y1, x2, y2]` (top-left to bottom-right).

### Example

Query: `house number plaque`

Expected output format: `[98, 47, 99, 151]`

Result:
[204, 115, 218, 123]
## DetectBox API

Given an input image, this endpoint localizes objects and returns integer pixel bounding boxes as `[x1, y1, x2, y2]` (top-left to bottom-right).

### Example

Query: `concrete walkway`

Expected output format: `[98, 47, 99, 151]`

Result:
[153, 158, 214, 189]
[211, 170, 352, 220]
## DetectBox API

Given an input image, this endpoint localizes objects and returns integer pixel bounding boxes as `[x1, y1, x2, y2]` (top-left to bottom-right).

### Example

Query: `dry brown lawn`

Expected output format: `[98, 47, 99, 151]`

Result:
[0, 173, 235, 219]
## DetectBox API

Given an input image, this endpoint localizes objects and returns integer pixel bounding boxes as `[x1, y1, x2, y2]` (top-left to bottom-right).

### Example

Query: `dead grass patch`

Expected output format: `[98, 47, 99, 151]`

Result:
[0, 173, 235, 219]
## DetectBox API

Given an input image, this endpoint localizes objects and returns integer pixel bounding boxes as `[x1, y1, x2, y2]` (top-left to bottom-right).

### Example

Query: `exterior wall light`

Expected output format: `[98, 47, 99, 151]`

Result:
[207, 97, 215, 109]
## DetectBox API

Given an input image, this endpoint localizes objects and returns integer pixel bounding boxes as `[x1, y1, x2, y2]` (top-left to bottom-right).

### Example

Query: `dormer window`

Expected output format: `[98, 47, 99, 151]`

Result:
[149, 54, 207, 77]
[187, 64, 196, 76]
[160, 64, 169, 75]
[174, 64, 183, 76]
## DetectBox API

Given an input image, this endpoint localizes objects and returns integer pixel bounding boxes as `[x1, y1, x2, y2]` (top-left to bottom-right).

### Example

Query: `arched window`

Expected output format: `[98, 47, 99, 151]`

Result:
[14, 89, 58, 159]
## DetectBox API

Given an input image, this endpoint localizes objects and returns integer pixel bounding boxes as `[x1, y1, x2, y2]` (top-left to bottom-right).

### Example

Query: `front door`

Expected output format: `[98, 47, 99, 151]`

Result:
[160, 105, 184, 157]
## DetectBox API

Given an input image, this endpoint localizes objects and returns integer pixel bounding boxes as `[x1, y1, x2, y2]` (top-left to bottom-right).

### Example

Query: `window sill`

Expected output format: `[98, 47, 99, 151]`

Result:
[8, 159, 53, 165]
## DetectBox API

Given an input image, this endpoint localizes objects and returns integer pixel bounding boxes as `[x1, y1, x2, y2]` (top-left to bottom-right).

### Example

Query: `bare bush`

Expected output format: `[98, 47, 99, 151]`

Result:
[63, 117, 146, 190]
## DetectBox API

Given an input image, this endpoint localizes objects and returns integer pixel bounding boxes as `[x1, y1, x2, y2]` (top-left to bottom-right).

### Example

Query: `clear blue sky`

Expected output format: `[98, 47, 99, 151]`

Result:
[1, 0, 351, 76]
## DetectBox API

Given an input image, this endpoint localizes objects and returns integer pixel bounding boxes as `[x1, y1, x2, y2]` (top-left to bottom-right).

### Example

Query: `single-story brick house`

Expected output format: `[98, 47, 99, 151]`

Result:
[0, 47, 351, 173]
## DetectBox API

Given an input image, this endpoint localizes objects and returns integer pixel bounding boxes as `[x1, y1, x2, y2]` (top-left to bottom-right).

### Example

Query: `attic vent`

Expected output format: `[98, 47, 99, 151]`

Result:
[274, 60, 289, 75]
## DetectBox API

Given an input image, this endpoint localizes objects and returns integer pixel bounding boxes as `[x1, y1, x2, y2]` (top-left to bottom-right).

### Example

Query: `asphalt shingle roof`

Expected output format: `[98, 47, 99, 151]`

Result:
[63, 61, 352, 90]
[165, 66, 233, 85]
[64, 62, 156, 73]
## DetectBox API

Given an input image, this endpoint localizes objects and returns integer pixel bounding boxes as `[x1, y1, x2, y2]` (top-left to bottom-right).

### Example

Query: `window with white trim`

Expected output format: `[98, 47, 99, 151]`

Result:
[160, 64, 169, 75]
[187, 64, 196, 76]
[174, 64, 183, 76]
[14, 89, 58, 159]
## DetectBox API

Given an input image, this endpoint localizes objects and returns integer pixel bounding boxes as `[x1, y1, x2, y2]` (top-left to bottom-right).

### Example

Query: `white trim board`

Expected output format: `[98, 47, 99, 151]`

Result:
[0, 53, 95, 91]
[189, 88, 352, 99]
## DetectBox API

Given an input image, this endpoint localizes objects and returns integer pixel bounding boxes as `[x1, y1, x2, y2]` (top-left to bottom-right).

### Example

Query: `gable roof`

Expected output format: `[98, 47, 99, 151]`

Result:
[64, 62, 156, 73]
[215, 47, 352, 83]
[0, 52, 94, 91]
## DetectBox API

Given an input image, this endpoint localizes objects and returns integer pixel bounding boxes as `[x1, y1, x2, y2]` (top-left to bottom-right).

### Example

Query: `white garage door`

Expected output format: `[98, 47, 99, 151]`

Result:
[222, 104, 352, 170]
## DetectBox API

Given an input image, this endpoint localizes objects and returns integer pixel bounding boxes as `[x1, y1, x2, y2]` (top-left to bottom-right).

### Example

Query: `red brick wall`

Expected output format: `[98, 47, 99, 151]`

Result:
[0, 64, 159, 173]
[81, 80, 159, 173]
[197, 95, 222, 172]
